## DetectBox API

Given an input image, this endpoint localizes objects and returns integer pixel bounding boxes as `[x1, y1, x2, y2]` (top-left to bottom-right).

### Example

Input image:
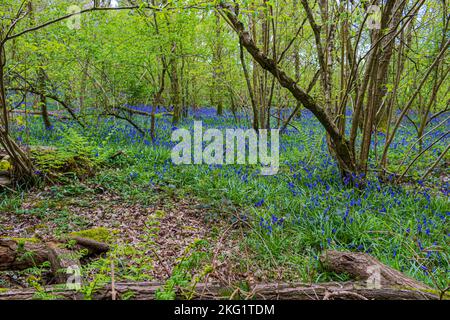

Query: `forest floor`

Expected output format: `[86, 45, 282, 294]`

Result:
[0, 182, 255, 290]
[0, 108, 449, 297]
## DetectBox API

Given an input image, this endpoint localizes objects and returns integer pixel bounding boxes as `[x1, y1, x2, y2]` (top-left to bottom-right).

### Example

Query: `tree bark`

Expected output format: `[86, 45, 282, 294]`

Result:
[69, 236, 110, 254]
[0, 237, 107, 272]
[239, 39, 259, 131]
[169, 42, 181, 125]
[213, 11, 224, 116]
[359, 0, 404, 174]
[0, 239, 49, 271]
[0, 44, 35, 180]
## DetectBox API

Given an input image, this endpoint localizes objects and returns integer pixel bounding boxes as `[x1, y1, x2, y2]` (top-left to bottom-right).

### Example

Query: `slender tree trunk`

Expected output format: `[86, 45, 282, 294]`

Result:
[293, 0, 301, 118]
[213, 11, 224, 116]
[169, 42, 181, 125]
[0, 45, 9, 134]
[79, 56, 90, 114]
[0, 44, 34, 179]
[239, 39, 259, 131]
[37, 69, 51, 129]
[359, 0, 404, 174]
[220, 3, 356, 176]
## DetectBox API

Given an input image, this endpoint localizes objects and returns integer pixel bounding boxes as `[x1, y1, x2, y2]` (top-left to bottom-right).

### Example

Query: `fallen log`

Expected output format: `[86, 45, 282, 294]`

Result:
[47, 242, 81, 283]
[69, 236, 110, 254]
[0, 239, 49, 271]
[320, 250, 431, 291]
[0, 237, 106, 273]
[0, 281, 440, 300]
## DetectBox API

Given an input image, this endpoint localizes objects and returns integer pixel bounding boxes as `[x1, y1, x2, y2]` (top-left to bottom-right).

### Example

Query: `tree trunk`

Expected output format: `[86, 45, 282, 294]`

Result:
[169, 42, 181, 125]
[220, 3, 356, 176]
[47, 242, 81, 283]
[239, 39, 259, 131]
[40, 94, 51, 129]
[0, 44, 35, 180]
[359, 0, 404, 174]
[213, 11, 224, 116]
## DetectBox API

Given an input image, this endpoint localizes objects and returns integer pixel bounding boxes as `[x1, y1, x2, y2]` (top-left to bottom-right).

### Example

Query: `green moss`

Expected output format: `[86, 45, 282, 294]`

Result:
[69, 227, 116, 243]
[33, 224, 48, 230]
[155, 210, 166, 219]
[0, 237, 40, 244]
[0, 159, 11, 171]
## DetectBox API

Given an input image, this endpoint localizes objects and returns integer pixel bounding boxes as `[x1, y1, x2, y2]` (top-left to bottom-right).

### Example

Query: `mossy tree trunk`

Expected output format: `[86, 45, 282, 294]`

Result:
[0, 42, 35, 180]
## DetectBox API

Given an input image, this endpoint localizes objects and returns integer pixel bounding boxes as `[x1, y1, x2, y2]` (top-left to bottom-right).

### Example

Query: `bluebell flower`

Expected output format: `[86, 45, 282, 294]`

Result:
[255, 199, 265, 207]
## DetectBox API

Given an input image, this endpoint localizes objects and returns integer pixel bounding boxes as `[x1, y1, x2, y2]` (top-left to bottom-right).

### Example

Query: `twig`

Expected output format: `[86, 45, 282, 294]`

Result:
[421, 143, 450, 180]
[323, 290, 368, 300]
[111, 259, 116, 301]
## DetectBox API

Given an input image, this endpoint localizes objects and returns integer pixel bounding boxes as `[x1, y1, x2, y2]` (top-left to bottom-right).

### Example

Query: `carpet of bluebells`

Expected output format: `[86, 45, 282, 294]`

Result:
[9, 106, 450, 286]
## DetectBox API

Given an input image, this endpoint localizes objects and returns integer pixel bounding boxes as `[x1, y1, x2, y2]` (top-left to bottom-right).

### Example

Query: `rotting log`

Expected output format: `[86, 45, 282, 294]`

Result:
[0, 281, 441, 300]
[0, 239, 49, 271]
[320, 250, 431, 291]
[47, 242, 81, 283]
[0, 237, 106, 273]
[69, 236, 110, 254]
